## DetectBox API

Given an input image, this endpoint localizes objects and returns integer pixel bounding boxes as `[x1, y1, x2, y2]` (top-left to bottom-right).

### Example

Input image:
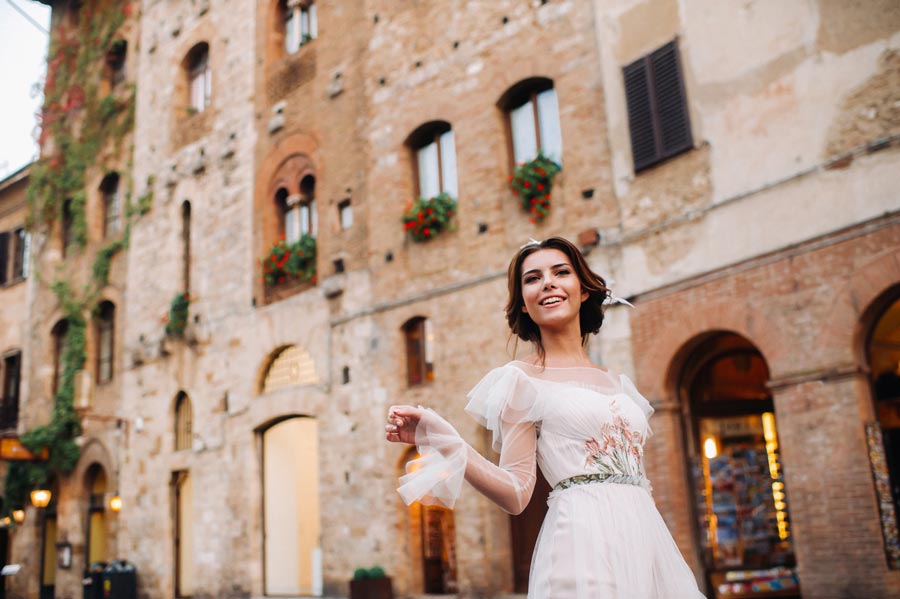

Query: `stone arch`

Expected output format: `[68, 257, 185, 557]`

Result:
[258, 344, 319, 394]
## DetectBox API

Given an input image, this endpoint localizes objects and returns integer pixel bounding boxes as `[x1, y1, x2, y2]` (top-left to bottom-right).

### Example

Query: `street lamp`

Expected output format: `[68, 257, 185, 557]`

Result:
[109, 494, 122, 513]
[12, 509, 25, 524]
[30, 489, 52, 508]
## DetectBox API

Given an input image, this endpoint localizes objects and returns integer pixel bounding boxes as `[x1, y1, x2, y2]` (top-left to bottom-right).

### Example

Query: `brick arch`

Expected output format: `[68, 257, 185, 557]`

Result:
[633, 299, 786, 400]
[818, 249, 900, 369]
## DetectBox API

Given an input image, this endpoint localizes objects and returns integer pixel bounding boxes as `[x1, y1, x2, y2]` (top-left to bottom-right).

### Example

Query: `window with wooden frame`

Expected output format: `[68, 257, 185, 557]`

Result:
[1, 351, 21, 431]
[403, 316, 434, 386]
[186, 43, 211, 113]
[623, 39, 693, 172]
[408, 121, 458, 200]
[100, 172, 121, 238]
[277, 175, 317, 243]
[281, 0, 317, 55]
[52, 319, 69, 395]
[174, 392, 192, 451]
[500, 78, 563, 166]
[96, 301, 115, 384]
[12, 227, 29, 280]
[0, 231, 8, 286]
[338, 199, 353, 230]
[61, 198, 74, 258]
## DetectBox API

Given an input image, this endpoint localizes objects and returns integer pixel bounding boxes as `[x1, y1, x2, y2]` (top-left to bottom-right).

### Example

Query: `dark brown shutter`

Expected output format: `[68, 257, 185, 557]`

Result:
[651, 41, 693, 157]
[624, 40, 693, 172]
[0, 231, 9, 285]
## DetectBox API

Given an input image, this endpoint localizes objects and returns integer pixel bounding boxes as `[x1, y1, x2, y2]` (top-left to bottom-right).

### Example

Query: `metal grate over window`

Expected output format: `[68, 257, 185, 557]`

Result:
[262, 345, 319, 393]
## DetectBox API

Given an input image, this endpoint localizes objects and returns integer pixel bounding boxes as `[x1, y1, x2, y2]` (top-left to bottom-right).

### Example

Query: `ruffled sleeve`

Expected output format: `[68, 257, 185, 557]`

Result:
[397, 364, 541, 514]
[464, 364, 542, 453]
[620, 373, 655, 436]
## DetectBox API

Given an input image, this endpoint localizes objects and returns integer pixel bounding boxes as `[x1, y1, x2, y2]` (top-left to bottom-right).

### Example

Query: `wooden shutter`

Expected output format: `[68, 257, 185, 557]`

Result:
[624, 40, 693, 172]
[0, 232, 9, 285]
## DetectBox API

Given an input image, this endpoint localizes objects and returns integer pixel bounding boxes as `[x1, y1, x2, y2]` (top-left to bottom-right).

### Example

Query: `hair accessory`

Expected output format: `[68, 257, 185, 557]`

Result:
[519, 238, 542, 249]
[602, 277, 634, 308]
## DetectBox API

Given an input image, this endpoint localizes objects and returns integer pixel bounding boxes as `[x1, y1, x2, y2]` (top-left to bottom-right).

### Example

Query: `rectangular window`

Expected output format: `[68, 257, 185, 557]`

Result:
[623, 39, 693, 172]
[302, 3, 317, 42]
[417, 141, 440, 200]
[190, 61, 211, 113]
[285, 207, 300, 243]
[338, 200, 353, 229]
[510, 101, 538, 165]
[98, 318, 114, 384]
[1, 352, 21, 430]
[438, 130, 458, 198]
[285, 8, 300, 53]
[104, 188, 120, 237]
[12, 228, 28, 279]
[536, 89, 562, 162]
[510, 89, 562, 164]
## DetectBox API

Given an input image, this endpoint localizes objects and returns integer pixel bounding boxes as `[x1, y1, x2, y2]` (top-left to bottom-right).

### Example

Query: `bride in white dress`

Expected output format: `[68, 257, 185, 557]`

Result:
[386, 237, 705, 599]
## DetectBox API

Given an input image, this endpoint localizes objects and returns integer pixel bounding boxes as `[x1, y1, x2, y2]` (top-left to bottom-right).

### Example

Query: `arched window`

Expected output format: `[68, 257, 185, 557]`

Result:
[96, 301, 115, 384]
[185, 43, 211, 113]
[261, 345, 318, 393]
[278, 176, 317, 243]
[100, 172, 120, 238]
[407, 121, 457, 200]
[499, 78, 562, 166]
[174, 392, 193, 451]
[403, 317, 434, 386]
[105, 39, 127, 88]
[52, 319, 69, 395]
[281, 0, 317, 55]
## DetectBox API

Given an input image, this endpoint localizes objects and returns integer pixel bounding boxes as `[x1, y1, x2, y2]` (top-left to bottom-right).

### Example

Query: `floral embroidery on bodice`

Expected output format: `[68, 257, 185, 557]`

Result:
[582, 397, 646, 479]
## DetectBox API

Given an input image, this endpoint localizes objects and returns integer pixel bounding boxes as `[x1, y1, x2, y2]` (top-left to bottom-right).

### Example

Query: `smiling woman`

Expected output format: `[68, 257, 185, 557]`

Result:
[0, 0, 50, 178]
[386, 237, 706, 599]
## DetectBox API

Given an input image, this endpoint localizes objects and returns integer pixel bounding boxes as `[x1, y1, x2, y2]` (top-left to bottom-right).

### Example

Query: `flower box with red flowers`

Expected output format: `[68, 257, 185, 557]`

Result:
[402, 193, 457, 243]
[509, 153, 562, 223]
[260, 234, 317, 286]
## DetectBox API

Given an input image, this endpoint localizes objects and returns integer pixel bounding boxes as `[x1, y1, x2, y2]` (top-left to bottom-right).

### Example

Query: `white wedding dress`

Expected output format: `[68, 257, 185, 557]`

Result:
[397, 361, 706, 599]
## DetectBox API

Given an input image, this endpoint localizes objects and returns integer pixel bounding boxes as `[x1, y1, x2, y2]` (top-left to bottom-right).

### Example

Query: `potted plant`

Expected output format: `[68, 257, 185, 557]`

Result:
[260, 233, 317, 286]
[349, 566, 393, 599]
[164, 291, 190, 336]
[402, 193, 457, 242]
[508, 152, 562, 223]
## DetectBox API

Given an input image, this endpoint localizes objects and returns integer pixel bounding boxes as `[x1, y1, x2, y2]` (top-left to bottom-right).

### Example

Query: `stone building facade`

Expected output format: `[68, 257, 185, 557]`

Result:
[3, 1, 899, 599]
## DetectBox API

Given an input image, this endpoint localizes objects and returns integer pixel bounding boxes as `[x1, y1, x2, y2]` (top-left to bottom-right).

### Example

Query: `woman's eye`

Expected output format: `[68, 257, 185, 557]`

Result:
[524, 276, 539, 284]
[556, 269, 570, 276]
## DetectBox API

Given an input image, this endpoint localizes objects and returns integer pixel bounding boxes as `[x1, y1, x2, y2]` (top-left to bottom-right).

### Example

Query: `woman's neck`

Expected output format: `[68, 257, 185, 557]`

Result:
[538, 323, 593, 367]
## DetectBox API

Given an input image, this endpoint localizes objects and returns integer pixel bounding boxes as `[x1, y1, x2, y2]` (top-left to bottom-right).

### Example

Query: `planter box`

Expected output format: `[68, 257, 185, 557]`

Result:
[263, 276, 314, 303]
[349, 577, 393, 599]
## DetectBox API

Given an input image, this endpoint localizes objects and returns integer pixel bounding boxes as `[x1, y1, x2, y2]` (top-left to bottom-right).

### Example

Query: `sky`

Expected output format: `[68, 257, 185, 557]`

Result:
[0, 0, 50, 180]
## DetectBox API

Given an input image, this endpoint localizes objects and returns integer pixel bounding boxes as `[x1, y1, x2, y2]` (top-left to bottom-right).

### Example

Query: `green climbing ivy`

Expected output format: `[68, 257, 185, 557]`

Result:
[3, 0, 139, 512]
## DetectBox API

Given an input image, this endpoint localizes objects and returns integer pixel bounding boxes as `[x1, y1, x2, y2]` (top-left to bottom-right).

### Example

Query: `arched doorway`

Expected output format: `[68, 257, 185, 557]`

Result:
[84, 464, 109, 570]
[401, 448, 458, 594]
[262, 416, 322, 596]
[865, 289, 900, 568]
[678, 332, 799, 599]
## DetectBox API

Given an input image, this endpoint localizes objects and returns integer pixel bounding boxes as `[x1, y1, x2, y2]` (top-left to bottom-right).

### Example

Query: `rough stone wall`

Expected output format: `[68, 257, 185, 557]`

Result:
[629, 219, 900, 598]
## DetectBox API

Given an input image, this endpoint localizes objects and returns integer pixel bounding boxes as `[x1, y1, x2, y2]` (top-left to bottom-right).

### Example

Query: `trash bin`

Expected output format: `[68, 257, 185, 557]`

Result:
[82, 561, 106, 599]
[101, 560, 136, 599]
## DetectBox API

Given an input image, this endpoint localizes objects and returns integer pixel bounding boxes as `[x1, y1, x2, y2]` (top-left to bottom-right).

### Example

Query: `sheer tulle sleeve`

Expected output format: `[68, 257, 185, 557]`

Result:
[620, 373, 655, 436]
[397, 365, 541, 514]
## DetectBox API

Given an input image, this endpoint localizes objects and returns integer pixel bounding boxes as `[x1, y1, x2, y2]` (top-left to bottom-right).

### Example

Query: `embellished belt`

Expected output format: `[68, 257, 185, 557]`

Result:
[553, 472, 649, 492]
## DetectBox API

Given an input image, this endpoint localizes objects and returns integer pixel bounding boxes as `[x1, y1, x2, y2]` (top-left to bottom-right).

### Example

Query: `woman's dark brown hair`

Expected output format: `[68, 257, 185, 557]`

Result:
[505, 237, 611, 362]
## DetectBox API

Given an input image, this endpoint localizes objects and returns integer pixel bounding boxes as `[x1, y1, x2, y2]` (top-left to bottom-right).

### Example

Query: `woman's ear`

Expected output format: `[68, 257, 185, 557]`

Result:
[581, 288, 589, 302]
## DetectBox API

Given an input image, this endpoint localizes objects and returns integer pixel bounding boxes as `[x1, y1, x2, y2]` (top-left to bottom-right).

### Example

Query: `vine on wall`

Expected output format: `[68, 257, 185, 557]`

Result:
[3, 1, 138, 512]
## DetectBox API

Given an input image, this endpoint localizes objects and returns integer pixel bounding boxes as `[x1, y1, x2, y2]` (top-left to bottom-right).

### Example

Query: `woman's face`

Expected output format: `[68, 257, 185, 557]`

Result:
[520, 248, 587, 331]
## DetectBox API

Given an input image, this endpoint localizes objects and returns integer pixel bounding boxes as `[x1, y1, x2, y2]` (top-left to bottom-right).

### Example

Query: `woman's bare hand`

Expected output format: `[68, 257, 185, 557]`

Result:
[385, 405, 423, 444]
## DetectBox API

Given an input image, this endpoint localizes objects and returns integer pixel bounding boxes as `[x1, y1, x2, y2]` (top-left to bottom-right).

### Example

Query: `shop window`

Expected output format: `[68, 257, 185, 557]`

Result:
[185, 43, 211, 113]
[407, 122, 458, 200]
[867, 292, 900, 568]
[95, 301, 115, 384]
[261, 345, 318, 393]
[282, 0, 317, 54]
[403, 317, 434, 387]
[623, 39, 693, 172]
[174, 392, 192, 451]
[105, 39, 127, 87]
[100, 172, 121, 238]
[499, 78, 562, 166]
[52, 319, 69, 395]
[0, 351, 21, 431]
[679, 333, 798, 599]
